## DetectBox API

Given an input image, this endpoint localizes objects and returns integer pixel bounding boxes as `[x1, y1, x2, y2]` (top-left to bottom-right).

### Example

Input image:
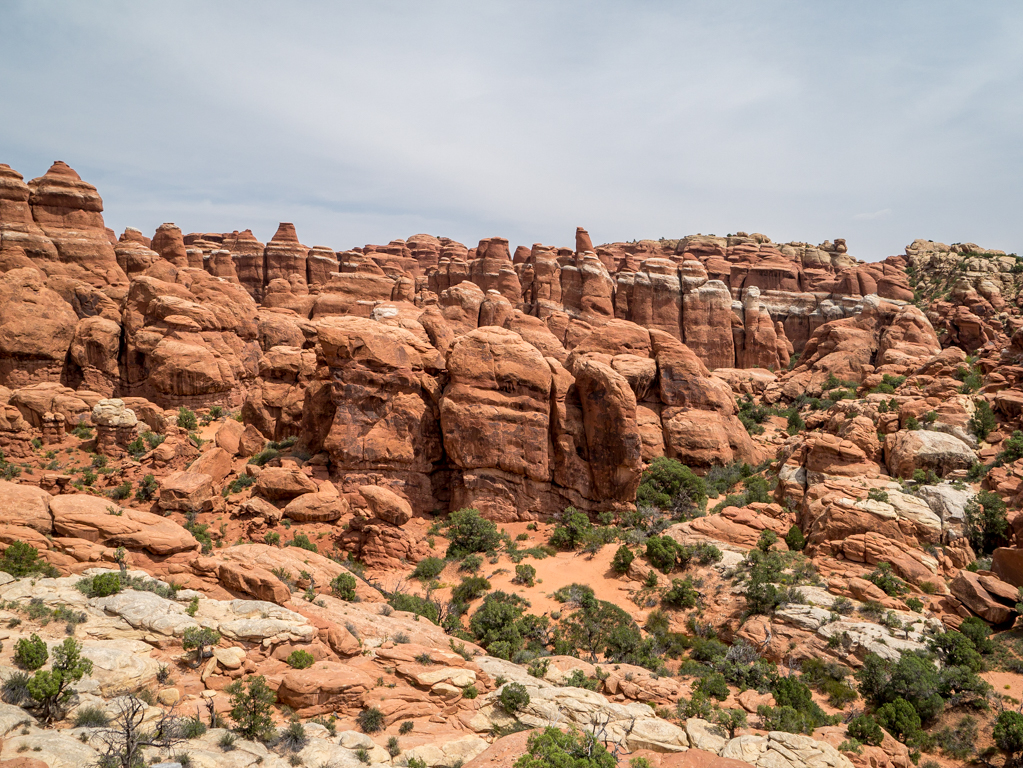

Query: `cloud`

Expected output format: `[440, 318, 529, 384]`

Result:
[1, 1, 1022, 262]
[853, 209, 893, 221]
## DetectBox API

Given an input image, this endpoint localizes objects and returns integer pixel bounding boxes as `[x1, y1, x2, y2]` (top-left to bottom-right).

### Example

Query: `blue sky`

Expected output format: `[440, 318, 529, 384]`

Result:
[2, 1, 1022, 261]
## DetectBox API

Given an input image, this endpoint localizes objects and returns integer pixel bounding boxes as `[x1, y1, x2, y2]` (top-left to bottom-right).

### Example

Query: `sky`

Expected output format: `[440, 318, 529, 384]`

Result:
[2, 1, 1022, 261]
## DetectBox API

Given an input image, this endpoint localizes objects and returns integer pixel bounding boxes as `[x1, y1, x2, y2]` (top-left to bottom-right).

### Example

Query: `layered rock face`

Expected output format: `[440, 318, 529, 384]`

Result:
[0, 161, 954, 519]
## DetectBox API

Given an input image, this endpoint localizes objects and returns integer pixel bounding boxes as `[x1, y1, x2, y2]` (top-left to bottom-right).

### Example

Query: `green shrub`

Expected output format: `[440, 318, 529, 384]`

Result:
[605, 544, 630, 572]
[875, 697, 922, 743]
[357, 706, 385, 733]
[662, 578, 698, 609]
[959, 616, 993, 654]
[965, 490, 1008, 554]
[499, 682, 530, 713]
[0, 541, 59, 578]
[412, 557, 446, 581]
[846, 714, 883, 746]
[110, 481, 133, 500]
[14, 634, 48, 671]
[288, 534, 317, 553]
[784, 525, 805, 551]
[460, 553, 483, 572]
[787, 410, 805, 435]
[177, 407, 198, 431]
[994, 710, 1023, 764]
[224, 473, 256, 495]
[135, 474, 158, 501]
[389, 593, 439, 624]
[73, 704, 110, 727]
[645, 535, 683, 573]
[451, 576, 491, 606]
[696, 672, 729, 701]
[513, 564, 536, 587]
[80, 572, 123, 598]
[867, 488, 890, 503]
[866, 562, 907, 597]
[515, 727, 615, 768]
[757, 530, 778, 552]
[636, 457, 707, 514]
[248, 447, 279, 467]
[1, 671, 31, 705]
[969, 400, 997, 441]
[999, 431, 1023, 464]
[286, 650, 315, 669]
[548, 509, 592, 550]
[330, 572, 357, 600]
[446, 508, 501, 557]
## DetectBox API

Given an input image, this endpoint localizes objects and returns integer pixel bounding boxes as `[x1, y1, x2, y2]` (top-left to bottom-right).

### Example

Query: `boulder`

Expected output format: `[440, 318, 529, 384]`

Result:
[885, 430, 976, 479]
[187, 447, 233, 484]
[254, 467, 318, 501]
[0, 481, 52, 533]
[214, 418, 245, 455]
[283, 491, 348, 523]
[950, 569, 1018, 624]
[49, 495, 199, 555]
[359, 485, 413, 525]
[158, 471, 216, 513]
[276, 662, 375, 713]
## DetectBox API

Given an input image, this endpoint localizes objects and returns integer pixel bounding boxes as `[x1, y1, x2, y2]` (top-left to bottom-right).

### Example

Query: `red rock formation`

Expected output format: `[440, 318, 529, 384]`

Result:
[265, 222, 309, 295]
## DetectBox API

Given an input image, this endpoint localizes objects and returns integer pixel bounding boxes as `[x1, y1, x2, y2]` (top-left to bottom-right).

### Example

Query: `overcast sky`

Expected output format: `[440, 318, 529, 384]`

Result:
[3, 1, 1022, 261]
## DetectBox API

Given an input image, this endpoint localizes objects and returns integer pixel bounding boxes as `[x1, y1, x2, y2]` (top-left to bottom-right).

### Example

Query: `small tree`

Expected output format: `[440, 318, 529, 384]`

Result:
[445, 508, 501, 557]
[875, 697, 921, 743]
[330, 572, 357, 600]
[635, 457, 707, 513]
[715, 708, 747, 738]
[86, 572, 123, 598]
[965, 490, 1009, 555]
[611, 545, 634, 574]
[0, 541, 59, 578]
[969, 400, 997, 441]
[177, 407, 198, 431]
[662, 578, 698, 609]
[135, 474, 158, 502]
[548, 509, 592, 550]
[499, 682, 530, 713]
[97, 693, 182, 768]
[784, 525, 806, 551]
[757, 530, 778, 552]
[225, 675, 276, 741]
[994, 710, 1023, 766]
[27, 637, 93, 723]
[182, 626, 221, 669]
[515, 726, 616, 768]
[846, 714, 883, 746]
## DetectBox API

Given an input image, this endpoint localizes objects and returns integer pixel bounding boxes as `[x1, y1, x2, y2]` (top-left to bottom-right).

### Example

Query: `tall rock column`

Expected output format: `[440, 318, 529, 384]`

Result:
[680, 260, 736, 370]
[737, 286, 782, 370]
[264, 223, 309, 295]
[573, 358, 642, 512]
